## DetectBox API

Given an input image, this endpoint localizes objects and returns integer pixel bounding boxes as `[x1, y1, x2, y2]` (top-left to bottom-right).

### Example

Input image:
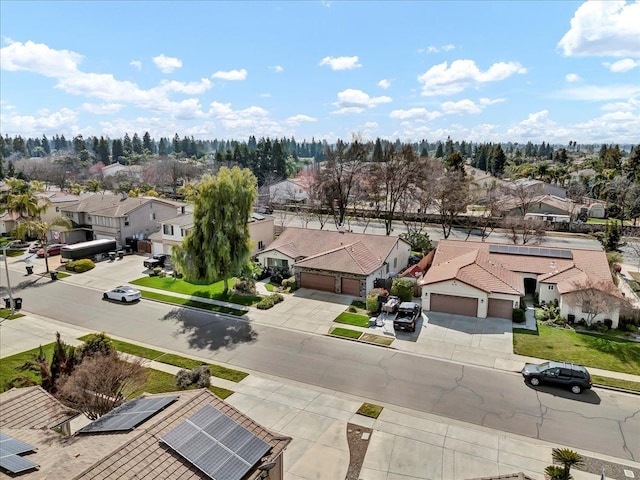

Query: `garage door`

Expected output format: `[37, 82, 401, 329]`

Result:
[487, 298, 513, 319]
[300, 272, 336, 292]
[430, 294, 478, 317]
[341, 278, 361, 296]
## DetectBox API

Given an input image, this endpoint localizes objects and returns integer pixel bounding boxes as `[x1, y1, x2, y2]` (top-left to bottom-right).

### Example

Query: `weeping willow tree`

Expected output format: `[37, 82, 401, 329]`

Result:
[172, 167, 257, 294]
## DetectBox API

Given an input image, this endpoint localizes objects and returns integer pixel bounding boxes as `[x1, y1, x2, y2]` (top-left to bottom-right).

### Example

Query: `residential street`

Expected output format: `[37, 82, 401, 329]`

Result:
[3, 266, 639, 462]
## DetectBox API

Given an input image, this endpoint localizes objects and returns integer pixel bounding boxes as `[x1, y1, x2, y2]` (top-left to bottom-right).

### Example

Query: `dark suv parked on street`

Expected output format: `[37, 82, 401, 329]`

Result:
[521, 361, 592, 394]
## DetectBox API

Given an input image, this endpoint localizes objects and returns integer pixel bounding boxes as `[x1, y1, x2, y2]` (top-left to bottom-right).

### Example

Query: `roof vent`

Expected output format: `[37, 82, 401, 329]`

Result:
[120, 192, 128, 201]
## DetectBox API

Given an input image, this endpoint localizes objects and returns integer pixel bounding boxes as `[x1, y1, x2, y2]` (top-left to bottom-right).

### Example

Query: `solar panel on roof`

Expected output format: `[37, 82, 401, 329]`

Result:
[77, 395, 178, 434]
[488, 243, 573, 259]
[0, 433, 38, 474]
[161, 404, 271, 480]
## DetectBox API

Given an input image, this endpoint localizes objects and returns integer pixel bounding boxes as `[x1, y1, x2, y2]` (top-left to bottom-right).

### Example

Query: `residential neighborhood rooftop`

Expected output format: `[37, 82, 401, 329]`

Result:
[61, 194, 185, 217]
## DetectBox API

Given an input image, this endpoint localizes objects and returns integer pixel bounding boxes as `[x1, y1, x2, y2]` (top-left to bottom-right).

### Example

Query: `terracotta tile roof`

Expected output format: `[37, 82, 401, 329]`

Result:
[400, 263, 424, 278]
[262, 227, 408, 275]
[0, 388, 290, 480]
[61, 194, 184, 217]
[0, 386, 79, 429]
[424, 239, 614, 296]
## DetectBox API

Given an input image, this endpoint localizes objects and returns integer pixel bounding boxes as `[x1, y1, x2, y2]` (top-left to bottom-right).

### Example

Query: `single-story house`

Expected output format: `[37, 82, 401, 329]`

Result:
[268, 178, 311, 205]
[150, 211, 275, 257]
[60, 193, 186, 247]
[255, 227, 412, 297]
[0, 386, 291, 480]
[501, 194, 582, 221]
[420, 240, 621, 326]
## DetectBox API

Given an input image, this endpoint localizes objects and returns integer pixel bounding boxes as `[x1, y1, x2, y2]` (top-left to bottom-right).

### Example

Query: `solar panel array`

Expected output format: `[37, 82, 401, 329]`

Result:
[488, 244, 573, 259]
[161, 404, 271, 480]
[0, 432, 38, 474]
[78, 395, 179, 434]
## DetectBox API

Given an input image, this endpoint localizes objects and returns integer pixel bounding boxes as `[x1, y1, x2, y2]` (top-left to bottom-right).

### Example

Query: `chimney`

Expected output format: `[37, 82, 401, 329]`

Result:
[121, 192, 128, 201]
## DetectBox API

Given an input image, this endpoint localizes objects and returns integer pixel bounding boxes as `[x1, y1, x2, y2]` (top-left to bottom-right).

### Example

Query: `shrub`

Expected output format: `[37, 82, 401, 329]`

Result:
[348, 306, 357, 313]
[175, 366, 211, 389]
[79, 333, 114, 359]
[390, 278, 414, 301]
[604, 318, 613, 330]
[65, 258, 96, 273]
[281, 276, 297, 291]
[256, 293, 284, 310]
[175, 369, 193, 389]
[512, 308, 526, 323]
[366, 288, 387, 314]
[234, 278, 256, 295]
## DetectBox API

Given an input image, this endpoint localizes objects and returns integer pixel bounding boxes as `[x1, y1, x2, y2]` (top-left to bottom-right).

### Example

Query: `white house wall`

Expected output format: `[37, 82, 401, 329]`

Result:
[249, 219, 275, 256]
[559, 295, 620, 328]
[538, 282, 560, 304]
[256, 250, 295, 269]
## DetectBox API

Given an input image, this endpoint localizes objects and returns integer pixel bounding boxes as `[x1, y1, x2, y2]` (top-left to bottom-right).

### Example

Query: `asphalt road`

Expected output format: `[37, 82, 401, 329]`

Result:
[7, 271, 639, 461]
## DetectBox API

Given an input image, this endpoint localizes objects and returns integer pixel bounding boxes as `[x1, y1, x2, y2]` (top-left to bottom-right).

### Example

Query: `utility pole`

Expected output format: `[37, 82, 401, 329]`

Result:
[1, 245, 15, 321]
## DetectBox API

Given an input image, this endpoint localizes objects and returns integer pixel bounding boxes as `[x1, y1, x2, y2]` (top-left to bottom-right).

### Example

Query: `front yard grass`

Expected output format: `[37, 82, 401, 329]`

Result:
[360, 333, 394, 346]
[330, 327, 362, 340]
[513, 325, 640, 375]
[334, 312, 370, 328]
[78, 335, 248, 382]
[138, 369, 233, 399]
[0, 343, 55, 392]
[139, 290, 247, 316]
[130, 276, 261, 306]
[630, 271, 640, 283]
[0, 308, 25, 320]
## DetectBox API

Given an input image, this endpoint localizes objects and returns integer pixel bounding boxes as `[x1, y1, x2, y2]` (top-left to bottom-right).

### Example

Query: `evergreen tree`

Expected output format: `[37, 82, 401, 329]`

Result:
[490, 144, 506, 176]
[111, 139, 124, 163]
[73, 135, 86, 154]
[435, 142, 444, 158]
[123, 133, 132, 155]
[623, 145, 640, 182]
[12, 136, 28, 156]
[372, 138, 384, 162]
[42, 135, 51, 154]
[142, 132, 153, 153]
[98, 137, 111, 164]
[132, 133, 143, 154]
[158, 138, 168, 156]
[444, 136, 454, 157]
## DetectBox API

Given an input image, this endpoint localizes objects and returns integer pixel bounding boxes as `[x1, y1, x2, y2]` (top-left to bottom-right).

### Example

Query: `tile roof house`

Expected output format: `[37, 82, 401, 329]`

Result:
[255, 227, 412, 297]
[0, 388, 291, 480]
[420, 240, 621, 326]
[267, 178, 311, 205]
[149, 211, 275, 257]
[60, 193, 186, 247]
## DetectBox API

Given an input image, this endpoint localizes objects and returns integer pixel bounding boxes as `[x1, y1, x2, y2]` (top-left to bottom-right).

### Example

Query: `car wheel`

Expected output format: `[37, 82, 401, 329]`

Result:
[121, 297, 127, 303]
[529, 377, 541, 386]
[103, 293, 109, 300]
[571, 385, 582, 394]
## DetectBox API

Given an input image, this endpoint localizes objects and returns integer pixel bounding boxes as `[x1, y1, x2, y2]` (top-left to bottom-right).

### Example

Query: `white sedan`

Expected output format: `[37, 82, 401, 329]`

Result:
[103, 286, 142, 303]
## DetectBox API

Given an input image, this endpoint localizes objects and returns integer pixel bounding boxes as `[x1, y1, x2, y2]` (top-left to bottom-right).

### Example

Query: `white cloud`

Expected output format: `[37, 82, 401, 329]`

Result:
[378, 79, 392, 89]
[557, 84, 640, 101]
[81, 103, 123, 114]
[286, 114, 318, 125]
[389, 108, 442, 121]
[319, 56, 362, 70]
[565, 73, 581, 82]
[419, 44, 455, 54]
[417, 59, 526, 96]
[271, 65, 284, 73]
[157, 79, 212, 95]
[259, 93, 272, 98]
[0, 107, 77, 136]
[441, 99, 482, 114]
[442, 44, 455, 52]
[130, 60, 142, 70]
[479, 97, 506, 106]
[332, 89, 391, 113]
[152, 54, 182, 73]
[558, 1, 640, 57]
[211, 69, 247, 81]
[0, 40, 81, 77]
[601, 97, 639, 111]
[603, 58, 640, 72]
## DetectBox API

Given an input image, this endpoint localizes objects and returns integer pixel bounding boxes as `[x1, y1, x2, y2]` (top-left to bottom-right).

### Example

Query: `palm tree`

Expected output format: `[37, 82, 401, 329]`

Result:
[7, 193, 41, 219]
[551, 448, 584, 479]
[545, 465, 570, 480]
[13, 216, 72, 273]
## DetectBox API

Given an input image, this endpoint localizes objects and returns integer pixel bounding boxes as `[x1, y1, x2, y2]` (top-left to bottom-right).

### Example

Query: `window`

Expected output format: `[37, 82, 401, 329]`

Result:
[548, 285, 554, 290]
[55, 206, 60, 212]
[87, 215, 92, 221]
[124, 216, 129, 226]
[258, 240, 264, 250]
[163, 224, 174, 235]
[181, 228, 189, 237]
[393, 258, 397, 269]
[150, 213, 156, 220]
[582, 301, 591, 313]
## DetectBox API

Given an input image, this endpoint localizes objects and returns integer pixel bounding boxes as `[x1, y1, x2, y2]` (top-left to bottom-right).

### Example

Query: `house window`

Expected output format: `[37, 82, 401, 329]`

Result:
[548, 285, 554, 290]
[267, 258, 288, 268]
[124, 216, 129, 226]
[163, 225, 174, 235]
[258, 241, 264, 250]
[150, 213, 156, 220]
[582, 301, 591, 314]
[87, 215, 92, 221]
[55, 206, 60, 212]
[393, 258, 397, 269]
[181, 228, 190, 237]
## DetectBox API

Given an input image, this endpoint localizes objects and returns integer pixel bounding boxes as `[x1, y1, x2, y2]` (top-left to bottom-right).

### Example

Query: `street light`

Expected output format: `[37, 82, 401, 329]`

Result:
[1, 245, 15, 319]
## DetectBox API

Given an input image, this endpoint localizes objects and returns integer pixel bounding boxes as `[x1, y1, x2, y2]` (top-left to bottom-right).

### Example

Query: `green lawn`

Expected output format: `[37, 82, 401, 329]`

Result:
[334, 312, 370, 328]
[139, 290, 247, 316]
[5, 249, 26, 257]
[586, 218, 633, 225]
[136, 369, 233, 399]
[513, 325, 640, 375]
[360, 333, 395, 346]
[329, 327, 362, 339]
[79, 335, 248, 382]
[130, 276, 261, 306]
[630, 271, 640, 282]
[356, 402, 383, 418]
[0, 344, 55, 392]
[0, 308, 25, 320]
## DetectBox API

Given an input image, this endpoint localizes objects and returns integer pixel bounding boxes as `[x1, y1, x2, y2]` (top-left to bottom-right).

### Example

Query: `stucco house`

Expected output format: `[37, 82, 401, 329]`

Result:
[60, 193, 186, 246]
[149, 211, 275, 257]
[268, 178, 310, 205]
[420, 240, 621, 327]
[255, 227, 411, 297]
[0, 386, 290, 480]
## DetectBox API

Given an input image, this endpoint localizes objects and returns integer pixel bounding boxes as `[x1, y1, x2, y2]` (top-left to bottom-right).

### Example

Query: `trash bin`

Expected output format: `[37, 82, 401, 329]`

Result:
[25, 265, 34, 275]
[50, 271, 58, 281]
[2, 296, 10, 309]
[109, 251, 116, 261]
[117, 250, 124, 259]
[13, 298, 22, 310]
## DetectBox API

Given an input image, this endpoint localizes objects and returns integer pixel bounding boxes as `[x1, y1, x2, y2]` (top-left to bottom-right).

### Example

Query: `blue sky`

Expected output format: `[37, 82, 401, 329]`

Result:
[1, 1, 638, 145]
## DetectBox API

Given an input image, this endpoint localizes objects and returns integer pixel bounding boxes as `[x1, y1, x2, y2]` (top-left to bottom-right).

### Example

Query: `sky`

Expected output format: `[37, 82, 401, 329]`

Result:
[1, 1, 639, 145]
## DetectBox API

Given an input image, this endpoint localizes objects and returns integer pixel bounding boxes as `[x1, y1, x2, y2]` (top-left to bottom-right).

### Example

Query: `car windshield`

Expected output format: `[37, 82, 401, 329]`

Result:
[537, 362, 550, 371]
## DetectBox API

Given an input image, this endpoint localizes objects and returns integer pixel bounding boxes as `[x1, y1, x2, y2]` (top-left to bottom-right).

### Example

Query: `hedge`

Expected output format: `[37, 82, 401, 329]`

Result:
[256, 293, 284, 310]
[65, 258, 96, 273]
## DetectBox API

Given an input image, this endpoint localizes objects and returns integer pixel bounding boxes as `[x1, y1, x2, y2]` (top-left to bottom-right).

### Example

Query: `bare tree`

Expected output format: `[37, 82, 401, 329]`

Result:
[503, 181, 540, 217]
[56, 351, 148, 420]
[625, 242, 640, 272]
[502, 216, 545, 245]
[433, 170, 471, 239]
[564, 278, 623, 326]
[400, 157, 443, 238]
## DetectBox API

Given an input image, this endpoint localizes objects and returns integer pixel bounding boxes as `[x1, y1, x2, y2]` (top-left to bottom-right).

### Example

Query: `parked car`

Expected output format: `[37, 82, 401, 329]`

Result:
[6, 240, 29, 249]
[393, 302, 421, 333]
[103, 286, 142, 303]
[255, 205, 274, 214]
[521, 361, 592, 394]
[28, 242, 43, 253]
[143, 253, 171, 269]
[36, 243, 67, 258]
[381, 295, 401, 314]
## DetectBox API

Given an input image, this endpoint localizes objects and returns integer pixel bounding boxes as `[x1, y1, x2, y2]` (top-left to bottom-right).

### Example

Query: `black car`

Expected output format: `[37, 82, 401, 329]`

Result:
[521, 361, 592, 394]
[393, 302, 422, 333]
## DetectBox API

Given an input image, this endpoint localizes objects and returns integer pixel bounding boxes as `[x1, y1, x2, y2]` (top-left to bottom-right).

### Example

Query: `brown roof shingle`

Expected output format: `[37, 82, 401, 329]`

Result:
[0, 386, 79, 430]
